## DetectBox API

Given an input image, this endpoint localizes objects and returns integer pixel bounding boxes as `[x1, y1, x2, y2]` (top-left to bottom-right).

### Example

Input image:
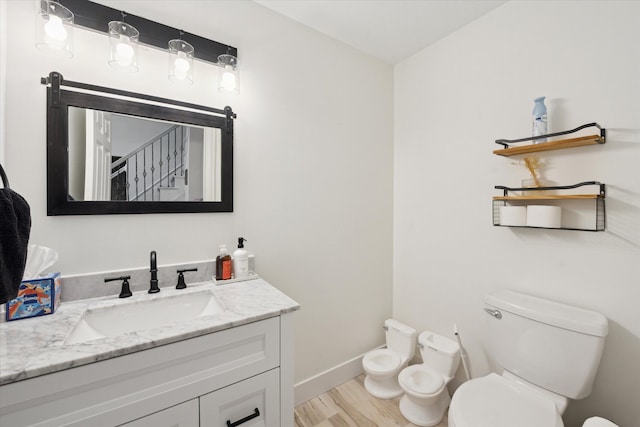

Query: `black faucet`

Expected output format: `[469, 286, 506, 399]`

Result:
[104, 275, 133, 298]
[176, 267, 198, 289]
[149, 251, 160, 293]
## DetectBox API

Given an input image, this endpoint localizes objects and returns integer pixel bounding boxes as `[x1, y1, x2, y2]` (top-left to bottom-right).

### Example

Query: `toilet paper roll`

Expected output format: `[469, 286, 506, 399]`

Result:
[499, 206, 527, 226]
[526, 205, 562, 228]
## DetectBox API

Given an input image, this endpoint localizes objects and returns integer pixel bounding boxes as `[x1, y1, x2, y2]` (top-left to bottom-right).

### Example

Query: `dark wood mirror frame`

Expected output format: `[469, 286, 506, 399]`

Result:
[44, 72, 234, 215]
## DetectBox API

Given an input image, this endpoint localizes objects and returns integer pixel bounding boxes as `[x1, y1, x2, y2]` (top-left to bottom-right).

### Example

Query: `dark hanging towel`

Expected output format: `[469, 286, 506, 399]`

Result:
[0, 163, 32, 304]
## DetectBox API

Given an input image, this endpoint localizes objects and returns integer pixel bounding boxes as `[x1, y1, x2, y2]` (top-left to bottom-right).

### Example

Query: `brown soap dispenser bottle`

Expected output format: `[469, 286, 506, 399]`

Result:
[215, 244, 232, 280]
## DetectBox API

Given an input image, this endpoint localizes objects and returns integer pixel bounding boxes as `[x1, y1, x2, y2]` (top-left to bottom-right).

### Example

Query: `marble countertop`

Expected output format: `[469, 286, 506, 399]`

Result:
[0, 277, 299, 386]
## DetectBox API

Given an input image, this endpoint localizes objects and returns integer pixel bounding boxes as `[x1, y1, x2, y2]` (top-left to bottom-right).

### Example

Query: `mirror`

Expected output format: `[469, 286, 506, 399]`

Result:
[46, 75, 234, 215]
[68, 108, 222, 203]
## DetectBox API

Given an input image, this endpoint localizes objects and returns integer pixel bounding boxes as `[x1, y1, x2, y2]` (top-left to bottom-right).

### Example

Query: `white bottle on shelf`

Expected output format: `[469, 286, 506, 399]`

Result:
[232, 237, 249, 278]
[532, 96, 548, 143]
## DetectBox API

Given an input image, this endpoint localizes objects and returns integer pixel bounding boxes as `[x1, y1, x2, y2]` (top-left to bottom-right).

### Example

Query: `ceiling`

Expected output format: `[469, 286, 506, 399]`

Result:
[254, 0, 508, 64]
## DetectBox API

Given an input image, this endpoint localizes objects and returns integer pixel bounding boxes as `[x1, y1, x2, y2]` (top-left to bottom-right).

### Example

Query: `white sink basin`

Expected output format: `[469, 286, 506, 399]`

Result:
[65, 290, 225, 345]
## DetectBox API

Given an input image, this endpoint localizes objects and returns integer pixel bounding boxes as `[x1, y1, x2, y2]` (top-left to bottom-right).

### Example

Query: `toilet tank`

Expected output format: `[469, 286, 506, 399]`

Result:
[418, 331, 460, 379]
[484, 290, 608, 399]
[385, 319, 417, 362]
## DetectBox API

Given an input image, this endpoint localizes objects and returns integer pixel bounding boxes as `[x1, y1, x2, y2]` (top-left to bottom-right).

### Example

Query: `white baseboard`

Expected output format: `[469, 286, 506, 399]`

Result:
[294, 352, 369, 406]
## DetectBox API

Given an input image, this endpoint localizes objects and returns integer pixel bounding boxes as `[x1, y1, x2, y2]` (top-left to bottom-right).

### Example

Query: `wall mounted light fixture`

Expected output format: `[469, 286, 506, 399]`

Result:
[108, 19, 139, 72]
[218, 53, 239, 94]
[35, 0, 74, 57]
[168, 38, 194, 84]
[44, 0, 239, 93]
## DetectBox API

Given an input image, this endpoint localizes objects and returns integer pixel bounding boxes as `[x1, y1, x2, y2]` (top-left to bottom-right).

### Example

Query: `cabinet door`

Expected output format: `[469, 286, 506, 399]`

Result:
[119, 399, 198, 427]
[200, 368, 280, 427]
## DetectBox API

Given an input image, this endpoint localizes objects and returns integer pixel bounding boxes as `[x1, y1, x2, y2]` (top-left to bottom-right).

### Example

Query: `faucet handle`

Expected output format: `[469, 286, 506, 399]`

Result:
[176, 268, 198, 289]
[105, 275, 133, 298]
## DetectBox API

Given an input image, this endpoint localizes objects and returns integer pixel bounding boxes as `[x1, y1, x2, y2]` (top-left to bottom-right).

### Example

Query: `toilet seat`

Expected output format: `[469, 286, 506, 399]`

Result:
[362, 349, 402, 374]
[449, 373, 563, 427]
[399, 364, 445, 398]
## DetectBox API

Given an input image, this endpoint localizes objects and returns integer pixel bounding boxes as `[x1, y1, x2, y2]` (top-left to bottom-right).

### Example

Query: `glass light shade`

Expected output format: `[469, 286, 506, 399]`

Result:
[217, 54, 239, 94]
[35, 0, 74, 57]
[168, 39, 194, 84]
[108, 21, 139, 72]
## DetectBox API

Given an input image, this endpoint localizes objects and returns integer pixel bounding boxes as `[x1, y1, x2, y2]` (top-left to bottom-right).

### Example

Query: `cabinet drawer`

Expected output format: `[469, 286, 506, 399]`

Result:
[200, 368, 280, 427]
[120, 399, 198, 427]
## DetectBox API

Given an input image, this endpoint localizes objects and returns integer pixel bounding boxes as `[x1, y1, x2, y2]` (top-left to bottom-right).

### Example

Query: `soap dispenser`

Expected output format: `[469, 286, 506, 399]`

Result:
[216, 244, 232, 280]
[233, 237, 249, 279]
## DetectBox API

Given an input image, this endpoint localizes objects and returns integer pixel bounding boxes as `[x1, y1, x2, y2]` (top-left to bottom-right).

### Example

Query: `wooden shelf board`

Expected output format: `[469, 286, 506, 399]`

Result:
[493, 134, 604, 157]
[493, 194, 602, 201]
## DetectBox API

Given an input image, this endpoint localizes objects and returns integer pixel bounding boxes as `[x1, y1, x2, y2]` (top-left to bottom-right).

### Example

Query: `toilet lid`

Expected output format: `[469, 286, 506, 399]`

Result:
[449, 373, 563, 427]
[363, 349, 401, 374]
[399, 365, 444, 396]
[583, 417, 619, 427]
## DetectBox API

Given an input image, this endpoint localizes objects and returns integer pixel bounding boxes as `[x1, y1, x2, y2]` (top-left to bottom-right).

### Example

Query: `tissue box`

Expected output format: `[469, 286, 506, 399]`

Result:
[5, 273, 61, 321]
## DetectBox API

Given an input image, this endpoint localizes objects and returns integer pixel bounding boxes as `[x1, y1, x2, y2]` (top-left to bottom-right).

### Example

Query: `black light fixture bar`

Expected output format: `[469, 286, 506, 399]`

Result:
[57, 0, 238, 64]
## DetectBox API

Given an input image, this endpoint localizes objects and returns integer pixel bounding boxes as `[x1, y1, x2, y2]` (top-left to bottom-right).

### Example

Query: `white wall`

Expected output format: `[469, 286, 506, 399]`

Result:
[394, 2, 640, 427]
[3, 0, 393, 385]
[109, 115, 174, 157]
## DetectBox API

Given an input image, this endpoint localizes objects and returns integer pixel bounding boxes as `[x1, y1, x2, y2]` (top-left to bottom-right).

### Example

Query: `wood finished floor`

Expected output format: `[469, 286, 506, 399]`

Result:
[294, 375, 448, 427]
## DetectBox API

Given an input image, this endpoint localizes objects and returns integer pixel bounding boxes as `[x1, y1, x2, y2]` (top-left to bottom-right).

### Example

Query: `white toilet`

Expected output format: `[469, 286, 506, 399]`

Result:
[448, 290, 609, 427]
[398, 331, 461, 427]
[362, 319, 417, 399]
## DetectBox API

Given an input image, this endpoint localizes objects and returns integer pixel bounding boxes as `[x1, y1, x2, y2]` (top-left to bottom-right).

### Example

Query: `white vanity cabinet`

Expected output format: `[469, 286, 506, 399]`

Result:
[0, 313, 295, 427]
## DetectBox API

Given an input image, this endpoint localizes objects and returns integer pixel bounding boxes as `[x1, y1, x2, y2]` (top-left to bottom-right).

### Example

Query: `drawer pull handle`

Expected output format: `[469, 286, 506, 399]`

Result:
[226, 408, 260, 427]
[484, 308, 502, 319]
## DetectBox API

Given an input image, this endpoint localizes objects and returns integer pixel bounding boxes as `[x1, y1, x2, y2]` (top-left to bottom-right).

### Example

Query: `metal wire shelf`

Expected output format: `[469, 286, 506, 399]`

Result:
[493, 123, 606, 157]
[492, 181, 606, 231]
